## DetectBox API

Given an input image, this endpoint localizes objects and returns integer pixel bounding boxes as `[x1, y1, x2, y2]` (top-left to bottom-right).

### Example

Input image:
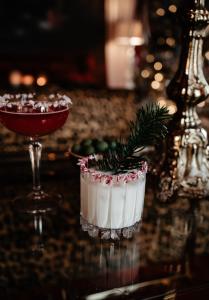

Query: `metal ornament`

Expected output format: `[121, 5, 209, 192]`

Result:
[158, 0, 209, 201]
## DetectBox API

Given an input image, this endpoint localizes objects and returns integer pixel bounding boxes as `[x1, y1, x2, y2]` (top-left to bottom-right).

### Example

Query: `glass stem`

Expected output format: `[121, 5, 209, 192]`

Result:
[29, 138, 42, 193]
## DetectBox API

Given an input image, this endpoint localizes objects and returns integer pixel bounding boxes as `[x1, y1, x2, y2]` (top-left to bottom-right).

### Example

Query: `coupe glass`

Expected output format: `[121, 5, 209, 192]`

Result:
[0, 93, 72, 213]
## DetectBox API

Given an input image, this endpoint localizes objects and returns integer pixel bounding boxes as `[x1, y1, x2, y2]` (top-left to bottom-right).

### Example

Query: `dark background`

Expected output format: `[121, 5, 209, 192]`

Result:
[0, 0, 208, 91]
[0, 0, 105, 88]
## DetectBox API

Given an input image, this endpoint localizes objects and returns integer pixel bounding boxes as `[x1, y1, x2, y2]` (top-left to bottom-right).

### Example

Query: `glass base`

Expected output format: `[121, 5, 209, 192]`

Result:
[80, 216, 141, 240]
[14, 190, 62, 214]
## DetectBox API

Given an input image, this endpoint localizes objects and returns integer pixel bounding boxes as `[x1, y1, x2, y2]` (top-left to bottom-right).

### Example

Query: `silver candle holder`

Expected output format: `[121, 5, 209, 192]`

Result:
[158, 0, 209, 201]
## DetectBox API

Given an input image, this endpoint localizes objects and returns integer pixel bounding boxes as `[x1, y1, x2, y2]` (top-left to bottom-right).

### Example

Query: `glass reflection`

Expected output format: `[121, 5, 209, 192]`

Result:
[31, 213, 46, 253]
[148, 209, 193, 265]
[82, 238, 141, 299]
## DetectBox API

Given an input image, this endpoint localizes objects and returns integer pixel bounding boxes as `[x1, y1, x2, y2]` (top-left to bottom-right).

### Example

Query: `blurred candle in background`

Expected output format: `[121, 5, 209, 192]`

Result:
[105, 0, 147, 89]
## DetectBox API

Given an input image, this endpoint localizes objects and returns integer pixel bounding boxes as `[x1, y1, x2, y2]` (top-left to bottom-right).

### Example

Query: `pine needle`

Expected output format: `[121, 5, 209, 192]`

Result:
[93, 103, 171, 174]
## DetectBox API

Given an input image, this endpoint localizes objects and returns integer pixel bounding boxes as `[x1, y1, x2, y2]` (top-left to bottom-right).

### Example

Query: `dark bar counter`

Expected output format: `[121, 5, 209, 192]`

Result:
[0, 154, 208, 300]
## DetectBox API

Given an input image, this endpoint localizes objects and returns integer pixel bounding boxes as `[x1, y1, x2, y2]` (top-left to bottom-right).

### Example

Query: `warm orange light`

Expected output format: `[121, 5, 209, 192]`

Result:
[9, 71, 22, 86]
[166, 37, 176, 47]
[48, 153, 56, 161]
[154, 62, 163, 71]
[146, 54, 155, 63]
[114, 21, 144, 46]
[151, 81, 160, 90]
[154, 73, 164, 82]
[168, 5, 177, 13]
[158, 97, 167, 107]
[156, 8, 165, 16]
[141, 69, 150, 78]
[37, 76, 47, 86]
[22, 75, 34, 86]
[158, 97, 177, 114]
[168, 103, 177, 114]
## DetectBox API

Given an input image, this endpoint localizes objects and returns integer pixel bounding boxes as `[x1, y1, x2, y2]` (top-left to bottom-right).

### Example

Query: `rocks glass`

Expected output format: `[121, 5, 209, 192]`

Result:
[80, 156, 147, 239]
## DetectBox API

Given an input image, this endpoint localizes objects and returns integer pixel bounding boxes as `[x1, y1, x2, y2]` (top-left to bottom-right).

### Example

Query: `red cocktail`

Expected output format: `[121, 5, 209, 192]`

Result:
[0, 93, 72, 213]
[0, 108, 69, 137]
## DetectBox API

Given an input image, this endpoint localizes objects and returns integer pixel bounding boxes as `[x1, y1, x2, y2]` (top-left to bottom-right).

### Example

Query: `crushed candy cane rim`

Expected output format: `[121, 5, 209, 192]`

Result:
[0, 93, 72, 113]
[78, 155, 148, 185]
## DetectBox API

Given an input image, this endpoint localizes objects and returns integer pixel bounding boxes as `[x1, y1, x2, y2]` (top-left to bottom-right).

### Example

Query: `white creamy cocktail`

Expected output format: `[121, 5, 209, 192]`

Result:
[80, 156, 147, 237]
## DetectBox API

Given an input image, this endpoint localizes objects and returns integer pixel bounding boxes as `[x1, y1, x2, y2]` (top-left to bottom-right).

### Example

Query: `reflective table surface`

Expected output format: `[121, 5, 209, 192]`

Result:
[0, 155, 209, 300]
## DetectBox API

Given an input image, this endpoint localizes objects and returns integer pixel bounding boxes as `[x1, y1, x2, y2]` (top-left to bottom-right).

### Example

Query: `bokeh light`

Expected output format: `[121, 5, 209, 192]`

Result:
[37, 75, 47, 86]
[154, 62, 163, 71]
[151, 81, 161, 90]
[168, 5, 177, 13]
[141, 69, 150, 78]
[154, 73, 164, 82]
[156, 8, 165, 16]
[22, 75, 34, 86]
[9, 71, 22, 86]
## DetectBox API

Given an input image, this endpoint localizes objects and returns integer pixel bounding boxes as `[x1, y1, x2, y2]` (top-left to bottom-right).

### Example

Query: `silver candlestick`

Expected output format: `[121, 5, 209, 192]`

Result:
[158, 0, 209, 201]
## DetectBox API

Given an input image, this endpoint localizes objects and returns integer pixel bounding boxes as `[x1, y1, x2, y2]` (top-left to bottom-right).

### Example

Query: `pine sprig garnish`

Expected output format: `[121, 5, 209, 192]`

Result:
[93, 103, 171, 174]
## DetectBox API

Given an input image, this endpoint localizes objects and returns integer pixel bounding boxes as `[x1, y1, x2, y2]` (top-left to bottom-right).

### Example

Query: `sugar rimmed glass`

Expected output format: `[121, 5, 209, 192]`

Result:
[0, 93, 72, 214]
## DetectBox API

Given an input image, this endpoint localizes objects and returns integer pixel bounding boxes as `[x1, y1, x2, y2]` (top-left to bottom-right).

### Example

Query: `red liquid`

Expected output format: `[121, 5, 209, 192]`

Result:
[0, 107, 69, 137]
